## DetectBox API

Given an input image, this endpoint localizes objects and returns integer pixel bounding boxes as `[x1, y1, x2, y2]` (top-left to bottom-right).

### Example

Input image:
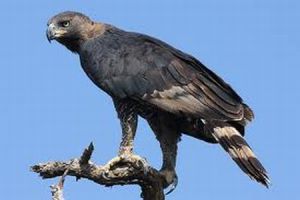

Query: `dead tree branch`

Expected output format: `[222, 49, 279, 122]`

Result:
[49, 165, 70, 200]
[31, 143, 165, 200]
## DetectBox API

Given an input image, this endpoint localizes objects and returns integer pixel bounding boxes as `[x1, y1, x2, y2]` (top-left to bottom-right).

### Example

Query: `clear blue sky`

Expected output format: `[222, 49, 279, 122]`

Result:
[1, 0, 298, 199]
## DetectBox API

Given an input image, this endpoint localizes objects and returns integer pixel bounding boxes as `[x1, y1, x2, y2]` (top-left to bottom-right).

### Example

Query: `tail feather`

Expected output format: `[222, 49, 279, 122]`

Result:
[209, 123, 270, 187]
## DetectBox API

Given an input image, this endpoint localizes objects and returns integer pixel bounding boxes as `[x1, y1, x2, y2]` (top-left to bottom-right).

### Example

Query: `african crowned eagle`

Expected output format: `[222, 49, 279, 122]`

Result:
[46, 11, 269, 191]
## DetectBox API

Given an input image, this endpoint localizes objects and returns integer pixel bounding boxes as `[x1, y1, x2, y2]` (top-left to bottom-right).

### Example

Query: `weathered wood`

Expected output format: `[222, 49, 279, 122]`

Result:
[31, 143, 165, 200]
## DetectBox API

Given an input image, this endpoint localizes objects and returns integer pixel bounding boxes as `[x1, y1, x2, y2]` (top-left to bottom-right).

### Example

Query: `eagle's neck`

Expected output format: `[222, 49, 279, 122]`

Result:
[57, 38, 83, 53]
[59, 23, 106, 53]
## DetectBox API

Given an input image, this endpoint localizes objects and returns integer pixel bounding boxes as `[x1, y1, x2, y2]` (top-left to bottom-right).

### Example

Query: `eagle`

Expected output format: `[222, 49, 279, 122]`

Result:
[46, 11, 269, 191]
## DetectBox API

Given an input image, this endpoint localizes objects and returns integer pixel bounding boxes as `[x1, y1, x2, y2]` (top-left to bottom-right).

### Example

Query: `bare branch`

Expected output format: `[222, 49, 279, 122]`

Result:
[79, 142, 94, 165]
[50, 167, 70, 200]
[31, 144, 165, 200]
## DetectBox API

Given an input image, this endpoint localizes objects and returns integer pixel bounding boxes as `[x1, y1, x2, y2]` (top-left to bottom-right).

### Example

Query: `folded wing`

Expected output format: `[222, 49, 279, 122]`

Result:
[101, 33, 251, 121]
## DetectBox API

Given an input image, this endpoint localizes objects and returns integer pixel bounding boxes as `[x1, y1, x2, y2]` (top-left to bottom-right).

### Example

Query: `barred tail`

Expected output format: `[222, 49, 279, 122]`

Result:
[209, 123, 270, 187]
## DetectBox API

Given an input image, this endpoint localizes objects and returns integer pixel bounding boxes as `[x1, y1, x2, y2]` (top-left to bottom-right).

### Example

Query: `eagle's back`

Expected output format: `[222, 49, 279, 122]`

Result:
[79, 26, 253, 123]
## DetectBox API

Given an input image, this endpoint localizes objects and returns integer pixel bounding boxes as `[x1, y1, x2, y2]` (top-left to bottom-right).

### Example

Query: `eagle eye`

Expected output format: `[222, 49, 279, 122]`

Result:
[61, 21, 70, 28]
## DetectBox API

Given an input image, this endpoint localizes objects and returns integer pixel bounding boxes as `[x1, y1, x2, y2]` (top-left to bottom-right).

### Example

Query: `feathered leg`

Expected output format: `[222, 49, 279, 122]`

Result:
[114, 99, 138, 156]
[147, 113, 181, 192]
[105, 99, 149, 174]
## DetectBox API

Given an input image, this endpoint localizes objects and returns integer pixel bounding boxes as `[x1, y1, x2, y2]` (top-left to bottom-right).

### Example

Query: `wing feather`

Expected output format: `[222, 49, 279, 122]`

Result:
[102, 33, 246, 121]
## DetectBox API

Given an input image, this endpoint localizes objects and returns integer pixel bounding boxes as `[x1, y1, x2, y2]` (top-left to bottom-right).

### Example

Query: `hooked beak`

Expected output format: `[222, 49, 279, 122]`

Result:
[46, 23, 67, 43]
[46, 24, 56, 43]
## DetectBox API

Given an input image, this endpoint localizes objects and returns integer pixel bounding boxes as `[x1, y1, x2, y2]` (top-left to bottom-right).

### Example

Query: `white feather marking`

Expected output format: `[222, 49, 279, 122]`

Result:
[143, 86, 207, 115]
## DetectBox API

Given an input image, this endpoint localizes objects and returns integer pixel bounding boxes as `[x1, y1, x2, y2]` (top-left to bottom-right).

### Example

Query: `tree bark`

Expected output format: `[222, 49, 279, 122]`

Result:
[31, 143, 165, 200]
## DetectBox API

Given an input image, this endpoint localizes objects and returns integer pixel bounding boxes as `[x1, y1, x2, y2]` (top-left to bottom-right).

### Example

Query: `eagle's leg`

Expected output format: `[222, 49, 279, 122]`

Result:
[106, 100, 150, 172]
[114, 99, 138, 156]
[148, 113, 181, 191]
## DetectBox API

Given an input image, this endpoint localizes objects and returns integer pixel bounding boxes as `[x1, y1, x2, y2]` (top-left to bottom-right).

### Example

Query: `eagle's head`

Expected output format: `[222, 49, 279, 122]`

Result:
[46, 11, 104, 53]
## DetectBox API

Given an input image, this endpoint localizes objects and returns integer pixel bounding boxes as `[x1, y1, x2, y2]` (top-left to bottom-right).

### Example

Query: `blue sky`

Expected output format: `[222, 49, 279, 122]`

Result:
[1, 0, 299, 199]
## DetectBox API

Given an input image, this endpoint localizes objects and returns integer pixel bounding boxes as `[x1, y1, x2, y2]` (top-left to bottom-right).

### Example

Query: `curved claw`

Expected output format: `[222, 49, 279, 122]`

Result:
[105, 156, 121, 169]
[119, 153, 150, 174]
[164, 174, 178, 195]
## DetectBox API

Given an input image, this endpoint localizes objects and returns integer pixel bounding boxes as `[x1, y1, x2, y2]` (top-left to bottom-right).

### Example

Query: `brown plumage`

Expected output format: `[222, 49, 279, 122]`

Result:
[206, 121, 269, 187]
[46, 11, 270, 191]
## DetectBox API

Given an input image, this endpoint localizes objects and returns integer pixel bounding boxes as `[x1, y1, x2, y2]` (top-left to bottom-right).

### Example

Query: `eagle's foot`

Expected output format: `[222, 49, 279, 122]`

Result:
[103, 156, 122, 171]
[160, 169, 178, 195]
[121, 153, 150, 174]
[104, 153, 150, 174]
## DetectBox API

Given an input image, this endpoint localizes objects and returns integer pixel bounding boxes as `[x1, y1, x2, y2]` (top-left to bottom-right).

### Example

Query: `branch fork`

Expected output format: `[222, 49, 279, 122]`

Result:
[31, 143, 165, 200]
